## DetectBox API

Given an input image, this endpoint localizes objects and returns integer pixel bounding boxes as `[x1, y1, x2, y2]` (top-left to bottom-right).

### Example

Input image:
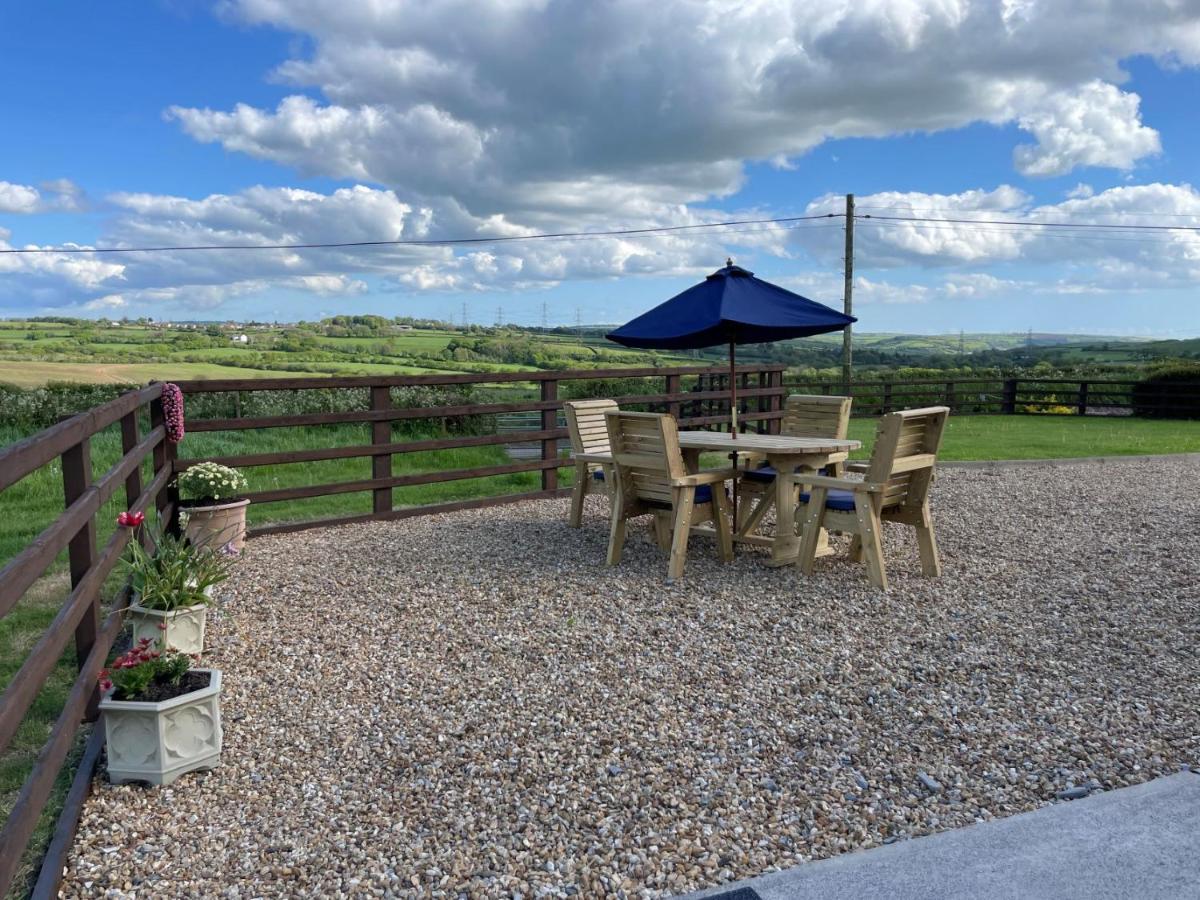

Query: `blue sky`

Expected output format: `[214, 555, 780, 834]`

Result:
[2, 2, 1200, 336]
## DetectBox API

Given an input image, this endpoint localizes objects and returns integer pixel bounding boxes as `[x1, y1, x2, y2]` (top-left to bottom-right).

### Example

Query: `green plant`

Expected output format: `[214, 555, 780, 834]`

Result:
[100, 638, 193, 701]
[176, 461, 248, 505]
[123, 526, 235, 611]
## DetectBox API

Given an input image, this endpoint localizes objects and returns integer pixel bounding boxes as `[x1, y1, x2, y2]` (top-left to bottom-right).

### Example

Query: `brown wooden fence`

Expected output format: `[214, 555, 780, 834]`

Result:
[0, 384, 177, 898]
[171, 365, 787, 538]
[0, 364, 782, 896]
[783, 376, 1200, 416]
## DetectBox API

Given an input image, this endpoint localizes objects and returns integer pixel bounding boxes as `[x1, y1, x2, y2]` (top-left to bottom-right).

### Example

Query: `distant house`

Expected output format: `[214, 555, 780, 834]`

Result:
[231, 334, 249, 344]
[395, 324, 414, 331]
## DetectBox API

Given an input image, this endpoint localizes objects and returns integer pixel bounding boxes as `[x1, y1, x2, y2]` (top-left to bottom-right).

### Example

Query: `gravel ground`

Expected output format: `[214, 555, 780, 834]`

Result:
[62, 459, 1200, 898]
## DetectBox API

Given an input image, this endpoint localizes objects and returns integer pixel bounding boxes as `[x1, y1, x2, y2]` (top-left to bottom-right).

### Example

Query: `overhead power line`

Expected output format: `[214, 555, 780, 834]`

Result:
[858, 213, 1200, 233]
[0, 213, 839, 256]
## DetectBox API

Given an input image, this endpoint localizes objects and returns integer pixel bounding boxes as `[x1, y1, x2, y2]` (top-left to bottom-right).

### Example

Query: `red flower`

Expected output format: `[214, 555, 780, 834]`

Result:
[116, 510, 145, 528]
[157, 621, 168, 630]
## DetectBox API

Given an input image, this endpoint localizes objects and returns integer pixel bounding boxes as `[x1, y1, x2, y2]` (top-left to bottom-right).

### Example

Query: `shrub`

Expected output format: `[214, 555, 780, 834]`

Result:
[1131, 365, 1200, 419]
[177, 462, 247, 505]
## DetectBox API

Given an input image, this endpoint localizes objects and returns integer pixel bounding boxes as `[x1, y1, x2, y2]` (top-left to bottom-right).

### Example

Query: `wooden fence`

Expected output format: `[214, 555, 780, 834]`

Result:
[0, 364, 782, 896]
[171, 365, 787, 538]
[0, 384, 177, 899]
[783, 376, 1200, 417]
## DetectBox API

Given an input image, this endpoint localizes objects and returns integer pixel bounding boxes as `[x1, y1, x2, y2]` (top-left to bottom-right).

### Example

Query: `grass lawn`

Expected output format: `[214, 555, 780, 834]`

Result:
[846, 413, 1200, 460]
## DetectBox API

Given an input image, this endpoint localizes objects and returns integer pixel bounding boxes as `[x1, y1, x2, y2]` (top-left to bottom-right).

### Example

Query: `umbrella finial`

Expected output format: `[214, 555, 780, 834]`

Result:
[726, 257, 733, 268]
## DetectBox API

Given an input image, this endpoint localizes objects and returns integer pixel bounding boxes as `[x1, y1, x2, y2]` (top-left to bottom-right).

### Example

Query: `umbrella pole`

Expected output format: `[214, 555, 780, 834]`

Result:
[729, 339, 739, 534]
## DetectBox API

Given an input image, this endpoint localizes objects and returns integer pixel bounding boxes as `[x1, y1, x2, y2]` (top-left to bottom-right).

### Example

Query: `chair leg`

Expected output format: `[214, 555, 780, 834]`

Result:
[797, 489, 827, 576]
[568, 462, 588, 528]
[848, 534, 864, 562]
[711, 490, 734, 563]
[667, 487, 696, 581]
[606, 491, 627, 567]
[854, 496, 887, 590]
[915, 500, 941, 577]
[652, 511, 672, 550]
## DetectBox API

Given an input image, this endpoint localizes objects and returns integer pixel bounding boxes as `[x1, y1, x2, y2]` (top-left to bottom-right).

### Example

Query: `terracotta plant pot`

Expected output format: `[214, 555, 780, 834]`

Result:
[183, 498, 249, 552]
[127, 599, 209, 655]
[100, 669, 222, 786]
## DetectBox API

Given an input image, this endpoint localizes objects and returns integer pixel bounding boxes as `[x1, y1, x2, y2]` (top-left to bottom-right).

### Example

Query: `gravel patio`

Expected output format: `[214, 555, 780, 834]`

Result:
[62, 458, 1200, 898]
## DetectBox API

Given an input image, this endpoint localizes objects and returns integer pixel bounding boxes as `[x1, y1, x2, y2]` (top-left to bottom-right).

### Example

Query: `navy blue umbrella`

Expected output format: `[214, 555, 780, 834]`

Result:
[607, 261, 855, 437]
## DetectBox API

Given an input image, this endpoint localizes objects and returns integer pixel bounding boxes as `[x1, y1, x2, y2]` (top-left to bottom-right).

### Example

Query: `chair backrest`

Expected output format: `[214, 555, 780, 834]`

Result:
[782, 394, 852, 440]
[605, 411, 686, 506]
[863, 406, 950, 511]
[564, 399, 618, 456]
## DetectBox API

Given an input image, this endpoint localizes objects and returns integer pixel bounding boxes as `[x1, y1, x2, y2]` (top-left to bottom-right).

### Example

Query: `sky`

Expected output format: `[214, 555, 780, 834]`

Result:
[2, 1, 1200, 336]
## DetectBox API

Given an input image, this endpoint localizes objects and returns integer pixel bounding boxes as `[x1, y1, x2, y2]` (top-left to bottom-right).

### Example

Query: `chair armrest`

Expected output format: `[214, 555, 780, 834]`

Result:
[573, 452, 612, 464]
[673, 468, 737, 487]
[801, 473, 881, 492]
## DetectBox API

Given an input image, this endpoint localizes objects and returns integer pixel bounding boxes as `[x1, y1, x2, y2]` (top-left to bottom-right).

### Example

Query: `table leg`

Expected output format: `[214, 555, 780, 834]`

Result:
[681, 448, 702, 473]
[765, 462, 800, 567]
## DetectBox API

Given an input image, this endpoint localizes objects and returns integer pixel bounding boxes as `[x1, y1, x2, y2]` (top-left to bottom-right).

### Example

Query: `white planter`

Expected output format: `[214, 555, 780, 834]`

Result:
[100, 669, 222, 786]
[127, 598, 209, 655]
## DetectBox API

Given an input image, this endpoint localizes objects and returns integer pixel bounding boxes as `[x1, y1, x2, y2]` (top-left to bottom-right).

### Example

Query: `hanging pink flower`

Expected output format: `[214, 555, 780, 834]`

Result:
[162, 382, 185, 444]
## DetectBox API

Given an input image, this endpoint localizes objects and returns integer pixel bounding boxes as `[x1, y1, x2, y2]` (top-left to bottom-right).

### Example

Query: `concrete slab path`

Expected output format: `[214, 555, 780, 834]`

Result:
[684, 772, 1200, 900]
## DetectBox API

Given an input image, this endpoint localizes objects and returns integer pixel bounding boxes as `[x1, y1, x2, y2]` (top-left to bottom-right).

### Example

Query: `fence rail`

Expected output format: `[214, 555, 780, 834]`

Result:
[783, 376, 1200, 417]
[0, 383, 175, 899]
[171, 364, 787, 538]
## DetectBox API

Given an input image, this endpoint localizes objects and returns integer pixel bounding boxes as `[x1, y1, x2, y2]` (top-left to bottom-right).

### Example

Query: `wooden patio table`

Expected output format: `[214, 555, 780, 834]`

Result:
[677, 431, 862, 567]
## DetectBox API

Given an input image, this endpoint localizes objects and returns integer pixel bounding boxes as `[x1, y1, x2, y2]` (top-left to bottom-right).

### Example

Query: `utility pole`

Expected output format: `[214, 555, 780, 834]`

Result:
[496, 305, 503, 328]
[461, 301, 468, 330]
[541, 301, 548, 332]
[575, 307, 582, 339]
[842, 193, 854, 390]
[959, 329, 965, 356]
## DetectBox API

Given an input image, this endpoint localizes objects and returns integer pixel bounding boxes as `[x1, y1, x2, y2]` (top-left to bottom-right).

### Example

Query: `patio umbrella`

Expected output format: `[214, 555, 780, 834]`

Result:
[606, 260, 856, 438]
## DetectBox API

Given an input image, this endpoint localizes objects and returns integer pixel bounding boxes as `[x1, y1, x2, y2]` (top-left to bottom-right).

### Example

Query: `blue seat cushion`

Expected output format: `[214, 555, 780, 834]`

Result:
[642, 483, 715, 510]
[798, 489, 857, 511]
[592, 469, 605, 481]
[742, 464, 833, 483]
[742, 465, 778, 482]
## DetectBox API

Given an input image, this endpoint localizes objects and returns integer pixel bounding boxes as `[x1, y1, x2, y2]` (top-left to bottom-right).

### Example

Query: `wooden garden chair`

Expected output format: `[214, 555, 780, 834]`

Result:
[736, 394, 853, 536]
[604, 411, 735, 581]
[564, 399, 617, 527]
[797, 406, 949, 590]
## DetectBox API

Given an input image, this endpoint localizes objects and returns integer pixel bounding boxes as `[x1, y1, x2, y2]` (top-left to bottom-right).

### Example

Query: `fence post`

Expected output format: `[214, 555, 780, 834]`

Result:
[61, 438, 99, 718]
[1001, 378, 1018, 415]
[882, 381, 893, 415]
[541, 378, 558, 492]
[768, 369, 784, 435]
[666, 374, 681, 421]
[1077, 381, 1089, 416]
[370, 385, 393, 515]
[945, 381, 956, 411]
[149, 392, 180, 535]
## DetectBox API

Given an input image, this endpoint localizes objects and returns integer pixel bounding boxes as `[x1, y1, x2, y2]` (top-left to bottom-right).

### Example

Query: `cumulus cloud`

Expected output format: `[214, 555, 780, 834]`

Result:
[1013, 81, 1160, 177]
[0, 179, 85, 214]
[175, 0, 1197, 219]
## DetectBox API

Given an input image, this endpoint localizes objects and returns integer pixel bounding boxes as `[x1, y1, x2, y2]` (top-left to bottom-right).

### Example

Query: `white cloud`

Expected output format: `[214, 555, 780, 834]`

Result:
[0, 182, 41, 214]
[1013, 81, 1160, 177]
[172, 0, 1198, 229]
[0, 179, 86, 214]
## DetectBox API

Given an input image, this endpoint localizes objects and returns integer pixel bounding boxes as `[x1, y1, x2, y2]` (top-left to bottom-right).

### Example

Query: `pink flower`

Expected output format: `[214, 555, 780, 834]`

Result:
[116, 510, 145, 528]
[157, 621, 168, 630]
[161, 383, 185, 444]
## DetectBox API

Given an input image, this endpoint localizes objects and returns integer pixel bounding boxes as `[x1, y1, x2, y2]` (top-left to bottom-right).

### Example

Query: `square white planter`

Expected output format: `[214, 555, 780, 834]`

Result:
[100, 669, 222, 786]
[128, 599, 209, 655]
